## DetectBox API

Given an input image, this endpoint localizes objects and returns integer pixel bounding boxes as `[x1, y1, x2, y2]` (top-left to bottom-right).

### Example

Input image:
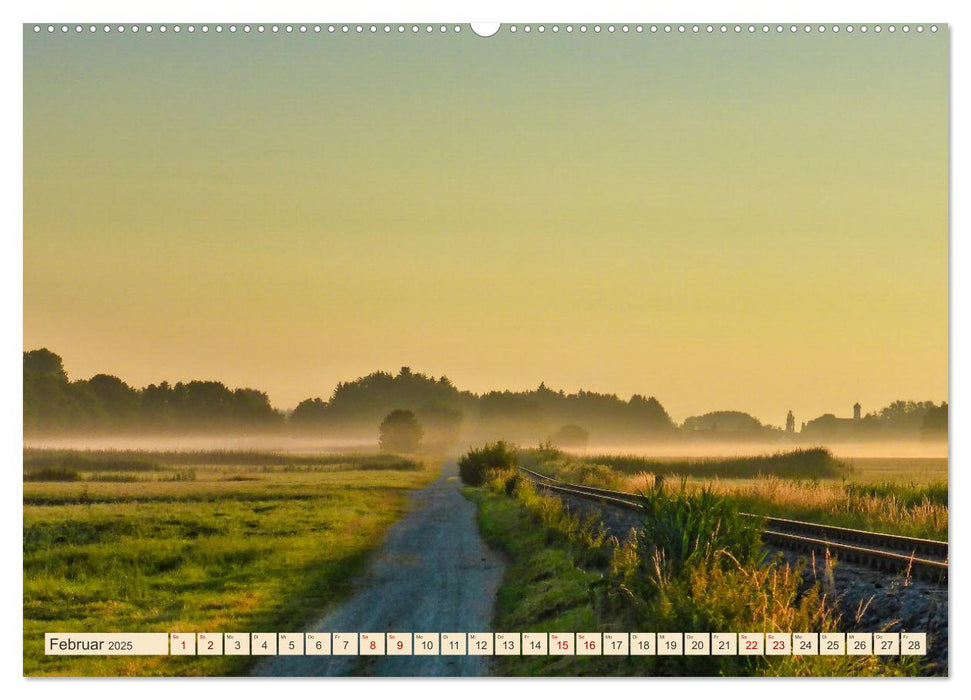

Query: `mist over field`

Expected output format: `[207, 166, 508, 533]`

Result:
[576, 441, 948, 460]
[22, 436, 948, 463]
[22, 434, 377, 454]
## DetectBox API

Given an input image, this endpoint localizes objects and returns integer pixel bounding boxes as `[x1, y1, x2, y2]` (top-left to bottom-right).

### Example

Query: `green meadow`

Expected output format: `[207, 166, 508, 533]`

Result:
[23, 450, 438, 676]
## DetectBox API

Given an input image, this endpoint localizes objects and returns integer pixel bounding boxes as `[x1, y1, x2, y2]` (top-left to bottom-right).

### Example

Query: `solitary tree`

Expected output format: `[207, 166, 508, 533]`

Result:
[550, 424, 590, 449]
[378, 409, 423, 453]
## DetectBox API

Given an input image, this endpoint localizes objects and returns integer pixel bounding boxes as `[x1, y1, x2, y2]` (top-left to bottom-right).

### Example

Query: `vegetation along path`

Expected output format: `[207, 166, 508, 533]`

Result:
[252, 460, 505, 677]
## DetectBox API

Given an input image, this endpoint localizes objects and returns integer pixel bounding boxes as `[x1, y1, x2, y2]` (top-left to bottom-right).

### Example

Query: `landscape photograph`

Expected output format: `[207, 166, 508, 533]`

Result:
[23, 22, 947, 677]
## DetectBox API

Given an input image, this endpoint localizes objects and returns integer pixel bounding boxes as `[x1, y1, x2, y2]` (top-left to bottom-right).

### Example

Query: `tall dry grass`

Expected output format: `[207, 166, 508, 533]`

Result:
[622, 474, 947, 541]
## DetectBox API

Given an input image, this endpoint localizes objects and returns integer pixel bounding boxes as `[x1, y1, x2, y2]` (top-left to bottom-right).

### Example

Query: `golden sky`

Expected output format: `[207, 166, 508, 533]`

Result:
[23, 26, 948, 425]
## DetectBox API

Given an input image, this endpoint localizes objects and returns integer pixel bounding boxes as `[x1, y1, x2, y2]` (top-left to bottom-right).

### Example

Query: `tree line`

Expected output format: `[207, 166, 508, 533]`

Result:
[293, 369, 677, 443]
[23, 348, 947, 443]
[801, 401, 948, 441]
[24, 349, 281, 434]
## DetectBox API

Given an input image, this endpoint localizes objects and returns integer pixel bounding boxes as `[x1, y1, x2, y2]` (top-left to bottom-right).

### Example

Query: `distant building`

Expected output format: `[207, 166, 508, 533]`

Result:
[802, 402, 864, 440]
[785, 410, 795, 433]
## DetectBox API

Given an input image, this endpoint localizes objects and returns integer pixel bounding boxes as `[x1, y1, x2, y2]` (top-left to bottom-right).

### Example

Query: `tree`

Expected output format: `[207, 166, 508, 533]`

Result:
[378, 409, 423, 453]
[231, 388, 282, 425]
[922, 402, 948, 436]
[290, 397, 328, 428]
[550, 424, 590, 449]
[682, 411, 762, 433]
[23, 349, 78, 432]
[81, 374, 139, 428]
[302, 367, 474, 433]
[24, 348, 68, 382]
[478, 391, 545, 442]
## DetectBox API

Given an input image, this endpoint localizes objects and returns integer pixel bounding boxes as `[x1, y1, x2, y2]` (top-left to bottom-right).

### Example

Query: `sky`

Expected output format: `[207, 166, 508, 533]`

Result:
[23, 24, 948, 425]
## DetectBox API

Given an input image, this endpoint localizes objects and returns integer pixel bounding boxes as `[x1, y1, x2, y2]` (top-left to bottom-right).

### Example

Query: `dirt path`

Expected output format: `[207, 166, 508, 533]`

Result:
[252, 460, 505, 677]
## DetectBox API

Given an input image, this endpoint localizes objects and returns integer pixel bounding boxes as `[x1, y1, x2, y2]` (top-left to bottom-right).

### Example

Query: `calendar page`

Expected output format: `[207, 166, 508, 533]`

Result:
[22, 19, 948, 679]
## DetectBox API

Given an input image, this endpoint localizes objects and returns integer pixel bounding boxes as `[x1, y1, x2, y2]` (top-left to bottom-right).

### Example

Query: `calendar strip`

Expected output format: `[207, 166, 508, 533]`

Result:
[44, 632, 928, 657]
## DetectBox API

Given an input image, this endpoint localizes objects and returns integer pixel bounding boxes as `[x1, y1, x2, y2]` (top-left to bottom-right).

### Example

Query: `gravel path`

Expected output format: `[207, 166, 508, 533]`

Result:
[251, 460, 505, 677]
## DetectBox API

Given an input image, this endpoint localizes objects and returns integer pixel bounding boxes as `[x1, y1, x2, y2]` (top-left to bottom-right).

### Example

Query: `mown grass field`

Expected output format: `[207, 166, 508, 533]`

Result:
[23, 450, 438, 676]
[522, 448, 948, 541]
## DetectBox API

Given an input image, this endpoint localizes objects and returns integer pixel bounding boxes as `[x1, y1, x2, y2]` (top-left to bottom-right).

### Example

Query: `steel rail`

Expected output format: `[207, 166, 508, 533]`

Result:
[517, 466, 948, 583]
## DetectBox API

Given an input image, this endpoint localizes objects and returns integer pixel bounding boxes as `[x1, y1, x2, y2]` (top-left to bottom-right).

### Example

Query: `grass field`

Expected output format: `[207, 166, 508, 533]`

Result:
[522, 447, 948, 541]
[574, 448, 853, 480]
[685, 478, 947, 540]
[23, 450, 438, 676]
[843, 457, 948, 484]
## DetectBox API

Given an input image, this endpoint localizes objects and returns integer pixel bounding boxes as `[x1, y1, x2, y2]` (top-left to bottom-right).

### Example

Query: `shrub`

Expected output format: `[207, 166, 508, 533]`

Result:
[484, 467, 520, 495]
[459, 441, 517, 485]
[636, 481, 764, 582]
[23, 466, 81, 482]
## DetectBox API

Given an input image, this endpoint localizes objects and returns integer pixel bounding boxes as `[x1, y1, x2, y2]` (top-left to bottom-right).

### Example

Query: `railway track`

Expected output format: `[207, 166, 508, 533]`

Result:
[517, 466, 948, 583]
